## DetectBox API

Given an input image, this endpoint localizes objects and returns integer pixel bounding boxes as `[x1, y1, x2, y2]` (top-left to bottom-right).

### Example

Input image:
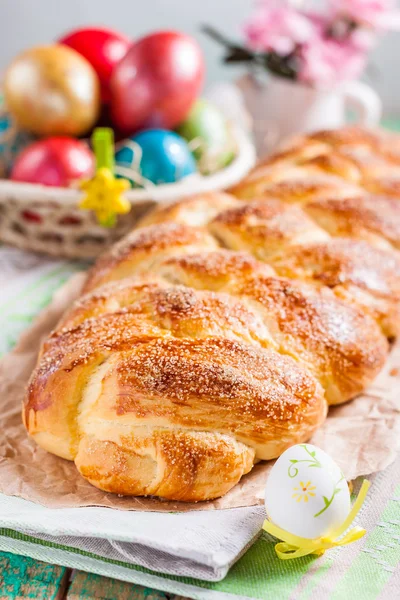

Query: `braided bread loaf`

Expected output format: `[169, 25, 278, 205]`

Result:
[24, 127, 400, 502]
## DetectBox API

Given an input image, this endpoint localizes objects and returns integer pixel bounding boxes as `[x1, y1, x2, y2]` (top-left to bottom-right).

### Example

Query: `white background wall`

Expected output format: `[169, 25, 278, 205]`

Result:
[1, 0, 399, 115]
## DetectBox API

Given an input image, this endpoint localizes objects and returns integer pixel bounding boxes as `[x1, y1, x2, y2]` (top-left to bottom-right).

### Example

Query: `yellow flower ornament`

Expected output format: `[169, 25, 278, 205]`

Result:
[79, 127, 131, 227]
[292, 480, 316, 503]
[80, 167, 130, 227]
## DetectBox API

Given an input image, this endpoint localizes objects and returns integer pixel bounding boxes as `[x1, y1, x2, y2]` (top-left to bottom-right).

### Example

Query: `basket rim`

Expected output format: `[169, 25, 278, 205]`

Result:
[0, 124, 255, 206]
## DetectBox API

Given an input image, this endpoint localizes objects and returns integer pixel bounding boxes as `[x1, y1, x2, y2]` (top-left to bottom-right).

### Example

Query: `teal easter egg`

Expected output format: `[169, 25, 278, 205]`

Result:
[176, 99, 236, 174]
[115, 129, 197, 186]
[0, 95, 34, 176]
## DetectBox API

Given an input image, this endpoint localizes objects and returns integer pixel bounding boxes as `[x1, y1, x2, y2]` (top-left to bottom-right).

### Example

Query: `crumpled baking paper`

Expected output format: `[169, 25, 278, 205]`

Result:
[1, 273, 399, 511]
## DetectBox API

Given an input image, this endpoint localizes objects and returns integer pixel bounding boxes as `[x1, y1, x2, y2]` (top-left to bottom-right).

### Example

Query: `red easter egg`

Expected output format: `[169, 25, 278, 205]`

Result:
[110, 30, 204, 134]
[11, 137, 95, 187]
[59, 27, 131, 102]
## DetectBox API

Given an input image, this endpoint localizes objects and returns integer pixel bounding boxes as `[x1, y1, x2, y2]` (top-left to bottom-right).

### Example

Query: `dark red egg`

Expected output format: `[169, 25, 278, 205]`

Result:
[110, 30, 204, 134]
[11, 137, 95, 187]
[59, 27, 131, 102]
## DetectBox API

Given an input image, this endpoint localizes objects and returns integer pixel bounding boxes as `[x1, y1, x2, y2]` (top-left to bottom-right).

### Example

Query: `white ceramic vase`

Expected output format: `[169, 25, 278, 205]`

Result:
[237, 73, 382, 156]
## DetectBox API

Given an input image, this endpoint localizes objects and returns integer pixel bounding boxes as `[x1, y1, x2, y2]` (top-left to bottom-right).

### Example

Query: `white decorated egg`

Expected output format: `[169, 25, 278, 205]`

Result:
[265, 444, 350, 540]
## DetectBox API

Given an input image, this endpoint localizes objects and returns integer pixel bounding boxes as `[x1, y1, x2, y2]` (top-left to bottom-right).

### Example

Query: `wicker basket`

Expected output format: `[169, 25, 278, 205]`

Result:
[0, 125, 255, 259]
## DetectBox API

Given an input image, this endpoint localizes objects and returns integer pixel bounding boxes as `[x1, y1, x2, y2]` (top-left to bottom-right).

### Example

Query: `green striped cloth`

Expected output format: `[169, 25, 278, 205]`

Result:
[1, 245, 399, 600]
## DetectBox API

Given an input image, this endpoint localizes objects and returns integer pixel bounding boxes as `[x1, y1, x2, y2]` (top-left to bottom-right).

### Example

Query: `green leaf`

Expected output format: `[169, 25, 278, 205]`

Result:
[289, 459, 298, 463]
[323, 496, 329, 506]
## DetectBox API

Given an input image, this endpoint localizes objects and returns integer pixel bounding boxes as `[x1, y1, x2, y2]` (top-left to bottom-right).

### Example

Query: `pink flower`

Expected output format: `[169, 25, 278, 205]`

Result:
[348, 27, 377, 50]
[299, 35, 367, 86]
[244, 1, 316, 54]
[329, 0, 400, 30]
[241, 0, 393, 87]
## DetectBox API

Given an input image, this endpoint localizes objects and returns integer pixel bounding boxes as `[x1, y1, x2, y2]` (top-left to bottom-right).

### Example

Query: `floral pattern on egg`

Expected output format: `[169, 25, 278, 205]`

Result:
[292, 480, 316, 503]
[265, 444, 351, 539]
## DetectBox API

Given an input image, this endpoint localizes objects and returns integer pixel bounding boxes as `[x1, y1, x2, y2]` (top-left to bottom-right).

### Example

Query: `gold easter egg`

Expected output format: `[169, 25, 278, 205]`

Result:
[4, 45, 100, 137]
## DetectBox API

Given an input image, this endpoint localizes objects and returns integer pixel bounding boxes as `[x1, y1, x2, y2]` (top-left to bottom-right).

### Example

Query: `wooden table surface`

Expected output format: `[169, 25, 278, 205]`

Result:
[0, 551, 185, 599]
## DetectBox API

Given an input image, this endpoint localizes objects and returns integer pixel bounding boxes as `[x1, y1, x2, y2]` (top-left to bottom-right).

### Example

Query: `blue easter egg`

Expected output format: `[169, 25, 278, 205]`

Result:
[115, 129, 197, 186]
[0, 94, 34, 175]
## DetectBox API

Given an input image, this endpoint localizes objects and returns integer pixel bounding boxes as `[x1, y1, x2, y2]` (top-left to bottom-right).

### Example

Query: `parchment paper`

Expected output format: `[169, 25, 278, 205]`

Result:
[1, 273, 400, 512]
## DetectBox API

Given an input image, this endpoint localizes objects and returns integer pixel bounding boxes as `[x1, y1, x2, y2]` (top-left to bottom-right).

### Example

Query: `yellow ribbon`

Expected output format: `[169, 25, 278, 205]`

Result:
[263, 479, 370, 560]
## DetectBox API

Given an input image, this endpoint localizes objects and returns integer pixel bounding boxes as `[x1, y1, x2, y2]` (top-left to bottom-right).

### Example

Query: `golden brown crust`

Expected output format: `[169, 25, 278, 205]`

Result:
[230, 126, 400, 202]
[306, 195, 400, 250]
[229, 166, 361, 201]
[156, 249, 276, 291]
[137, 192, 240, 228]
[61, 278, 276, 349]
[75, 430, 255, 502]
[256, 140, 330, 169]
[231, 276, 388, 404]
[209, 199, 329, 259]
[157, 252, 388, 404]
[300, 152, 363, 183]
[270, 239, 400, 337]
[83, 222, 218, 293]
[363, 176, 400, 197]
[206, 198, 400, 337]
[271, 238, 400, 296]
[26, 319, 326, 499]
[24, 125, 400, 502]
[308, 126, 382, 149]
